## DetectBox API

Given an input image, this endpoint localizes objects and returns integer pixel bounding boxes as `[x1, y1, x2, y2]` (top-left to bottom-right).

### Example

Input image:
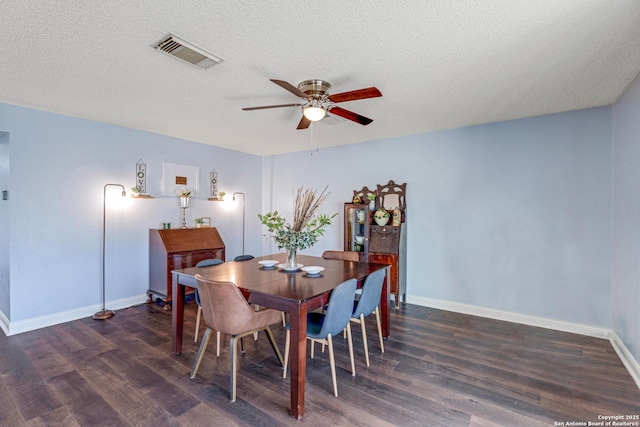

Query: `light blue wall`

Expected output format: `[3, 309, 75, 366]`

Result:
[0, 102, 262, 322]
[264, 107, 612, 328]
[0, 132, 8, 317]
[0, 99, 623, 337]
[612, 72, 640, 364]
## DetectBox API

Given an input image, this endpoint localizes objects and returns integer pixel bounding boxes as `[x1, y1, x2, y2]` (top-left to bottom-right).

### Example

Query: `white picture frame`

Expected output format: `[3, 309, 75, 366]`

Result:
[161, 162, 200, 196]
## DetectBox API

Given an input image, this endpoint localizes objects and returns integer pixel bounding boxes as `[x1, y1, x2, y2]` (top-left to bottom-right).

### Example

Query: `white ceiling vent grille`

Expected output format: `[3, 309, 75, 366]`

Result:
[152, 34, 223, 70]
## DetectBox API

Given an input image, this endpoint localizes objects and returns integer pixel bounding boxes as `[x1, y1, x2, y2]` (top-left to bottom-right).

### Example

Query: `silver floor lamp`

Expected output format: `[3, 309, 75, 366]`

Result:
[93, 183, 126, 320]
[232, 192, 252, 260]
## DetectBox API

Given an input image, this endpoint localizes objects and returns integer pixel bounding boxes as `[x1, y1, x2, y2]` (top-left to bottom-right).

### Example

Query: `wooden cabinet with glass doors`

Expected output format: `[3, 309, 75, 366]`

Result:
[343, 181, 407, 308]
[343, 203, 371, 257]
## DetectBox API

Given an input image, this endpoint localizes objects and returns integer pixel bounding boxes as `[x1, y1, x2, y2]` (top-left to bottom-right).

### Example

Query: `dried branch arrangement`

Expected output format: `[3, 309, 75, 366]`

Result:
[292, 186, 330, 231]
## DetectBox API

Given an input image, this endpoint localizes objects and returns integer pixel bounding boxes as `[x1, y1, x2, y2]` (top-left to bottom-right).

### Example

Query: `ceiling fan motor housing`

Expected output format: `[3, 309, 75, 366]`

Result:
[298, 80, 331, 98]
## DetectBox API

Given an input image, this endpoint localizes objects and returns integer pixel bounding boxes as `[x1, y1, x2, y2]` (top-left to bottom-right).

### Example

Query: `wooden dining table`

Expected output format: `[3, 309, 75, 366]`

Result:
[171, 253, 390, 419]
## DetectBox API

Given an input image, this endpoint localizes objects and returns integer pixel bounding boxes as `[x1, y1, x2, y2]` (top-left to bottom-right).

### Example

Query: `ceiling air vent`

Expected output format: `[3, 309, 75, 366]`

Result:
[152, 34, 223, 70]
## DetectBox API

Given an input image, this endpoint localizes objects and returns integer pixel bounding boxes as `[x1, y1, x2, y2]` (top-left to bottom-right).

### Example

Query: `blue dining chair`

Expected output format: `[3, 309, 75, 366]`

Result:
[350, 268, 385, 366]
[233, 254, 255, 261]
[282, 278, 357, 397]
[194, 259, 224, 354]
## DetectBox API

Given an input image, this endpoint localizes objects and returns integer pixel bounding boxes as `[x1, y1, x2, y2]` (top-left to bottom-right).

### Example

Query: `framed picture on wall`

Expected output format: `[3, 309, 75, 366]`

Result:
[161, 162, 200, 196]
[201, 217, 210, 227]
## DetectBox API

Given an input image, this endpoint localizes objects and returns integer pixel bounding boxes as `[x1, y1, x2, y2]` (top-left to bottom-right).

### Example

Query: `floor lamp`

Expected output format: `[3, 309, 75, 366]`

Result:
[232, 192, 247, 256]
[93, 183, 126, 320]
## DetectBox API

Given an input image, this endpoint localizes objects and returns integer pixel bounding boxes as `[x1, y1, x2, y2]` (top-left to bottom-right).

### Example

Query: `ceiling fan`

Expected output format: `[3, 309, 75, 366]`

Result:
[242, 79, 382, 129]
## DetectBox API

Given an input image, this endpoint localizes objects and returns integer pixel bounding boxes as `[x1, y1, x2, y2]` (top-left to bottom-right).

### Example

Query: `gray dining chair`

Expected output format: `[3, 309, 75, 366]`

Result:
[349, 268, 385, 366]
[190, 275, 284, 402]
[282, 278, 357, 397]
[233, 254, 255, 261]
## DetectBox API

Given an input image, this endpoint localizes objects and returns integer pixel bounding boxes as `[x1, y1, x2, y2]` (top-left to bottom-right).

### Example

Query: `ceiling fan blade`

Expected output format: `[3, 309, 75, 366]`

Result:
[328, 106, 374, 126]
[270, 79, 309, 99]
[297, 115, 311, 130]
[242, 103, 302, 111]
[328, 87, 382, 103]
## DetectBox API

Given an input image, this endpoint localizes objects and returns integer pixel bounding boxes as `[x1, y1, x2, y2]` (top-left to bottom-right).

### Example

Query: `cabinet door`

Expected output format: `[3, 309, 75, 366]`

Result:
[344, 204, 370, 254]
[368, 252, 398, 294]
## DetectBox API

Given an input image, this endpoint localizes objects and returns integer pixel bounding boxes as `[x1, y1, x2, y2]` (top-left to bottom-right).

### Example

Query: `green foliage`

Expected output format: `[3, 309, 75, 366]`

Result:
[258, 210, 337, 251]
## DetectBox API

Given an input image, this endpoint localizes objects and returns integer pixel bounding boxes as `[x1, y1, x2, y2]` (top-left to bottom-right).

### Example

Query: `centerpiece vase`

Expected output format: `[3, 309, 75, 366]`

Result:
[286, 247, 297, 269]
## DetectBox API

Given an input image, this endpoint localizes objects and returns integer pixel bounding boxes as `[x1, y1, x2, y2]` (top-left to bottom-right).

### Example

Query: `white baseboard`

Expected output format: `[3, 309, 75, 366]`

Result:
[408, 294, 640, 390]
[0, 309, 9, 336]
[610, 331, 640, 389]
[408, 295, 611, 337]
[1, 294, 148, 336]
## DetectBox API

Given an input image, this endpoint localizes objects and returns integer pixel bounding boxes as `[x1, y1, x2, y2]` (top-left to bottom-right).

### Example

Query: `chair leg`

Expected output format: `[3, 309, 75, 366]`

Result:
[359, 313, 370, 367]
[346, 323, 356, 376]
[216, 331, 221, 357]
[194, 306, 202, 343]
[283, 329, 290, 378]
[281, 311, 286, 327]
[229, 335, 240, 402]
[374, 306, 384, 353]
[264, 326, 284, 366]
[326, 334, 338, 397]
[190, 327, 213, 379]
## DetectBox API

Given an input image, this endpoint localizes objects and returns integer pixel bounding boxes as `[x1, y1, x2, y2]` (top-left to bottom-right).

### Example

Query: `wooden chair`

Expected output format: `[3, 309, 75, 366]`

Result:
[283, 278, 357, 397]
[190, 275, 284, 402]
[322, 250, 360, 262]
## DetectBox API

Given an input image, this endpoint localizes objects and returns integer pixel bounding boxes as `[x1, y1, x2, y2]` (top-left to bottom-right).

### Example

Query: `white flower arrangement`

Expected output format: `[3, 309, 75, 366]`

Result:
[177, 188, 192, 197]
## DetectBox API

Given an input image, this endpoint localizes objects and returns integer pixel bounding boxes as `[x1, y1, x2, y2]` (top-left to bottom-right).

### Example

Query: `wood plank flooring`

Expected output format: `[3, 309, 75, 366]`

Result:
[1, 301, 638, 426]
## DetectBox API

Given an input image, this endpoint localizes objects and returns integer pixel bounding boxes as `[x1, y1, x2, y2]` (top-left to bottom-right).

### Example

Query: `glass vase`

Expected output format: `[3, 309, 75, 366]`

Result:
[286, 247, 297, 269]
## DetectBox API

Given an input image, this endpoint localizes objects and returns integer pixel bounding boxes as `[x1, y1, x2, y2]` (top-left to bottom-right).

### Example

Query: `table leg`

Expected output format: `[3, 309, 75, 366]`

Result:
[288, 302, 307, 419]
[171, 273, 185, 355]
[380, 266, 390, 338]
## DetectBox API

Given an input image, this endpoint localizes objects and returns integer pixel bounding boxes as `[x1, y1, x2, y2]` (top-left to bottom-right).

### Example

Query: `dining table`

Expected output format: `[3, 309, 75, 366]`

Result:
[171, 253, 390, 419]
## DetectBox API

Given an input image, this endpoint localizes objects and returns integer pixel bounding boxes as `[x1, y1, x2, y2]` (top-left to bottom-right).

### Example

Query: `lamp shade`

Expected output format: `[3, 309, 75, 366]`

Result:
[303, 106, 326, 122]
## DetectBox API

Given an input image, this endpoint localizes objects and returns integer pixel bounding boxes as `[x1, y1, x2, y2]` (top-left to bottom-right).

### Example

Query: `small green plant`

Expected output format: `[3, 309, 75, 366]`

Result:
[131, 186, 143, 194]
[195, 218, 203, 224]
[218, 191, 226, 199]
[374, 208, 390, 219]
[367, 193, 376, 202]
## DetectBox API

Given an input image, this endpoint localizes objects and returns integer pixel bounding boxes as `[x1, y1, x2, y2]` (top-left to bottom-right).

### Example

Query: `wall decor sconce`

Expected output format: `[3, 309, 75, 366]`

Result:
[136, 159, 146, 193]
[93, 183, 126, 320]
[208, 169, 219, 200]
[131, 159, 153, 198]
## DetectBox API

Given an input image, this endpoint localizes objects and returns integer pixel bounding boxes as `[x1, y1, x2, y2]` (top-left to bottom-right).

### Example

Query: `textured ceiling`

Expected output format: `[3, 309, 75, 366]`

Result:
[1, 1, 640, 156]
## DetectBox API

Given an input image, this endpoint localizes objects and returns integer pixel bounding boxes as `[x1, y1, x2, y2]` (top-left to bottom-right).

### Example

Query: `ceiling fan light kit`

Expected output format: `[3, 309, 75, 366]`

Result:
[303, 101, 326, 122]
[243, 79, 382, 129]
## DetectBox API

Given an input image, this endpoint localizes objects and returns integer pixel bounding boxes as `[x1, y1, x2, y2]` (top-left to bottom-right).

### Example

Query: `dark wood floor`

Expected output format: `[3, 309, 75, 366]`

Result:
[1, 300, 638, 426]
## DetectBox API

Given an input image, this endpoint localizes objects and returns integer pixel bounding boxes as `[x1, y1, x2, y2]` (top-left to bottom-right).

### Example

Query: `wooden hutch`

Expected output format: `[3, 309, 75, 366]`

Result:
[344, 180, 407, 308]
[148, 227, 225, 309]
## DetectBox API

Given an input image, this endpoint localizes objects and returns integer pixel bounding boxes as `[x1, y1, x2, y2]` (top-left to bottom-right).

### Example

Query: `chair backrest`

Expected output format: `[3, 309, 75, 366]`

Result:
[194, 259, 224, 305]
[317, 278, 358, 338]
[195, 275, 266, 335]
[234, 254, 255, 261]
[322, 250, 360, 262]
[196, 258, 224, 267]
[352, 269, 385, 318]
